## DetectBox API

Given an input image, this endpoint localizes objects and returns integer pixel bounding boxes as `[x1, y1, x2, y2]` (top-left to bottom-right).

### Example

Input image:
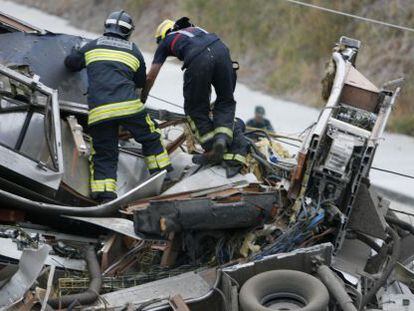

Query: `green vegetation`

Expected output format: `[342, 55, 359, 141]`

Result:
[15, 0, 414, 135]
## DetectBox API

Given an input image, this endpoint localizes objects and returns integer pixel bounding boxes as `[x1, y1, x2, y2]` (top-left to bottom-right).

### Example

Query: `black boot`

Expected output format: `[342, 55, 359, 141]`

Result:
[211, 137, 227, 164]
[224, 161, 243, 178]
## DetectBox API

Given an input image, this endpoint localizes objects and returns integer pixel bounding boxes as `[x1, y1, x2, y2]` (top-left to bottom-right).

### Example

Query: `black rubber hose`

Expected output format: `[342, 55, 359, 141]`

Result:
[359, 226, 400, 310]
[355, 231, 382, 253]
[48, 246, 102, 308]
[385, 215, 414, 235]
[317, 265, 357, 311]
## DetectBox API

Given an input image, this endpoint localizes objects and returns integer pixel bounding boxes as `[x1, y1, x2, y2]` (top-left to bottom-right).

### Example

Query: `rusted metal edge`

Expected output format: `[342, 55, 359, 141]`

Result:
[0, 10, 44, 34]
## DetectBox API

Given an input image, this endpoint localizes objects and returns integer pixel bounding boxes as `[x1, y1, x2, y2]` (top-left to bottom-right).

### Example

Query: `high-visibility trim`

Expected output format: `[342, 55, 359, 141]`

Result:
[105, 18, 133, 30]
[85, 48, 140, 71]
[223, 153, 247, 165]
[145, 114, 155, 133]
[187, 117, 215, 144]
[145, 155, 158, 170]
[88, 99, 144, 125]
[90, 178, 117, 192]
[175, 29, 195, 37]
[145, 114, 162, 135]
[145, 150, 171, 171]
[89, 139, 117, 193]
[187, 118, 233, 144]
[156, 150, 171, 168]
[198, 131, 215, 144]
[214, 127, 233, 139]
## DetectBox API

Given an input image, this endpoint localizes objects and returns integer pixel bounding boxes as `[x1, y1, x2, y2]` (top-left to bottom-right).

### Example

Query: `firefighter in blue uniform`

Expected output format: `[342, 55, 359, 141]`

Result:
[141, 17, 248, 176]
[65, 11, 172, 203]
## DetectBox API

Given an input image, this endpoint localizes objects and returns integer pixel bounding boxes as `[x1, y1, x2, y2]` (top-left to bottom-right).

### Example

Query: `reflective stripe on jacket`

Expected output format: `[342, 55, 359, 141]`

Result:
[64, 35, 147, 125]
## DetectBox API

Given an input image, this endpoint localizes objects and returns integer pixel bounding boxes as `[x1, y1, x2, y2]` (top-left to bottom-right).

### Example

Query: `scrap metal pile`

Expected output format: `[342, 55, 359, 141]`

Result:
[0, 12, 413, 311]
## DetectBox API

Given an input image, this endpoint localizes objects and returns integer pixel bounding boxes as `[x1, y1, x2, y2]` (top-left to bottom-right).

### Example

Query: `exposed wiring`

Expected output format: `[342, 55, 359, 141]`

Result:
[149, 95, 414, 181]
[282, 0, 414, 33]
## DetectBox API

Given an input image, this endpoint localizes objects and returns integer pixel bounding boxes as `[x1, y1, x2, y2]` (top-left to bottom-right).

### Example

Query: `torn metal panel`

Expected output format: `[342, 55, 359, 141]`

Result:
[0, 244, 50, 309]
[379, 281, 414, 311]
[61, 119, 151, 198]
[87, 270, 216, 310]
[348, 183, 388, 239]
[65, 216, 143, 240]
[162, 166, 258, 195]
[117, 152, 151, 197]
[0, 10, 44, 34]
[0, 32, 88, 104]
[0, 64, 64, 194]
[0, 237, 86, 271]
[332, 238, 372, 286]
[0, 170, 165, 216]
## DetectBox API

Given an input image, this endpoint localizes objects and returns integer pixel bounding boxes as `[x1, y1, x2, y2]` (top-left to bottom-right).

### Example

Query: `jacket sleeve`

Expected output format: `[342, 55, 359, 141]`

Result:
[133, 44, 146, 89]
[64, 43, 87, 72]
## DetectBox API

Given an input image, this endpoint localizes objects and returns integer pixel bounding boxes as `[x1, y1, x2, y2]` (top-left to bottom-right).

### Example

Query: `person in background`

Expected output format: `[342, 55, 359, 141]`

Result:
[64, 11, 171, 203]
[247, 106, 274, 132]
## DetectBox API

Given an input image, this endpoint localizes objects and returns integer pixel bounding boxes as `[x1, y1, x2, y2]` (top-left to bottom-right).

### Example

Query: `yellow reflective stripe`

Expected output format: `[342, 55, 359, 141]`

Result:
[89, 140, 117, 193]
[223, 153, 247, 165]
[187, 117, 196, 131]
[85, 49, 140, 71]
[145, 155, 158, 170]
[215, 127, 233, 139]
[86, 53, 138, 71]
[234, 154, 247, 164]
[198, 131, 215, 144]
[88, 99, 144, 125]
[186, 118, 233, 144]
[145, 114, 156, 133]
[145, 150, 171, 171]
[90, 178, 117, 192]
[156, 150, 171, 168]
[85, 48, 140, 71]
[187, 117, 215, 144]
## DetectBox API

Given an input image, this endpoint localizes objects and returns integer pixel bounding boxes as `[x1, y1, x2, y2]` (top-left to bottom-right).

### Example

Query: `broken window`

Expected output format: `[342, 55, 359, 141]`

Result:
[0, 71, 58, 171]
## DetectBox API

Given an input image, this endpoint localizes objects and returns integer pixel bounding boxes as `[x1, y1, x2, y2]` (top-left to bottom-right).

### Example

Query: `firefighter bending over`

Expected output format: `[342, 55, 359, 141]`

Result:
[141, 17, 247, 173]
[64, 11, 171, 203]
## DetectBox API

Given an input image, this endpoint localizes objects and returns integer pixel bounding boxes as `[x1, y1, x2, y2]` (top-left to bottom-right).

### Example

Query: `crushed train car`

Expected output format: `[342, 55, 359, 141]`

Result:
[0, 11, 413, 311]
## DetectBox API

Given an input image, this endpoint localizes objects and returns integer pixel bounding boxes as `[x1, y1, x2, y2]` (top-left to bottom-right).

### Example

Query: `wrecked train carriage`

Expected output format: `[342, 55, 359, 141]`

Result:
[117, 37, 410, 311]
[0, 30, 185, 209]
[0, 11, 411, 311]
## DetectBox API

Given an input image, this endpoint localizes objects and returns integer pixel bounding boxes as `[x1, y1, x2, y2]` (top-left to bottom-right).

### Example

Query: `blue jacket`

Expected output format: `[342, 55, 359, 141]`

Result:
[153, 27, 219, 69]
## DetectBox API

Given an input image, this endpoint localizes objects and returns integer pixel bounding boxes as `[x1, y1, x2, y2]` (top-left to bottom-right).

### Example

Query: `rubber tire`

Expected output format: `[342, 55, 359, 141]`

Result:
[239, 269, 329, 311]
